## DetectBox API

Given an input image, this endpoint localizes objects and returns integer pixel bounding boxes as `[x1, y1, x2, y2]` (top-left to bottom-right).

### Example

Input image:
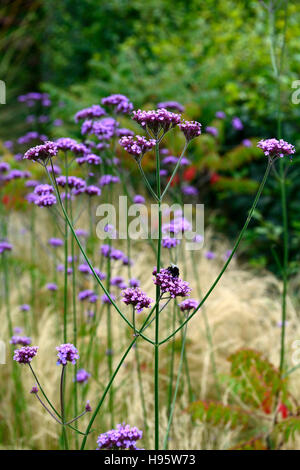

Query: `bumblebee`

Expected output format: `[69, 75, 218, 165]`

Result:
[167, 264, 180, 278]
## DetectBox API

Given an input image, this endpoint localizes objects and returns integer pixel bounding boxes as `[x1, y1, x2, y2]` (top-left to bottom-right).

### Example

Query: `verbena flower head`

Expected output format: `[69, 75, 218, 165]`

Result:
[133, 195, 145, 204]
[35, 193, 57, 207]
[85, 185, 101, 196]
[46, 282, 58, 291]
[162, 155, 190, 165]
[25, 179, 39, 188]
[84, 117, 118, 140]
[242, 139, 252, 147]
[10, 335, 32, 346]
[76, 368, 91, 384]
[157, 101, 185, 112]
[77, 154, 102, 166]
[179, 120, 202, 141]
[34, 184, 54, 196]
[162, 237, 181, 249]
[119, 135, 155, 160]
[13, 346, 38, 364]
[19, 304, 30, 312]
[75, 229, 88, 238]
[24, 141, 58, 162]
[179, 298, 198, 312]
[101, 94, 133, 114]
[30, 385, 39, 394]
[48, 237, 63, 247]
[56, 343, 79, 366]
[99, 174, 120, 187]
[153, 267, 191, 298]
[85, 400, 92, 412]
[216, 111, 226, 119]
[0, 241, 13, 254]
[129, 278, 140, 288]
[182, 185, 199, 196]
[101, 293, 116, 304]
[206, 126, 218, 137]
[116, 128, 135, 137]
[121, 288, 152, 313]
[74, 105, 106, 122]
[205, 251, 216, 260]
[163, 217, 192, 235]
[0, 162, 10, 173]
[232, 117, 243, 130]
[96, 423, 143, 450]
[57, 176, 86, 193]
[132, 108, 181, 137]
[257, 138, 295, 160]
[78, 289, 95, 301]
[56, 137, 88, 155]
[111, 276, 126, 287]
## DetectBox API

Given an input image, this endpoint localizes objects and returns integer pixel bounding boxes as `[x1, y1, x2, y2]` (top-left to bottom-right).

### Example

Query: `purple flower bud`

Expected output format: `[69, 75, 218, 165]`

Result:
[56, 343, 79, 366]
[13, 346, 38, 364]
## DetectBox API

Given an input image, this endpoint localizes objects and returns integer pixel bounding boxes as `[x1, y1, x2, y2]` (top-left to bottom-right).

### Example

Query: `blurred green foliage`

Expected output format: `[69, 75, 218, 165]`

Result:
[1, 0, 300, 274]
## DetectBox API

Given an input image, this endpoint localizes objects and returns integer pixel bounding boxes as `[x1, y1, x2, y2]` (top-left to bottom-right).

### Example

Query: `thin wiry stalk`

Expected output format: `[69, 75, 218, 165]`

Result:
[45, 161, 155, 346]
[70, 201, 79, 448]
[60, 365, 69, 450]
[154, 139, 162, 450]
[163, 321, 188, 449]
[159, 161, 272, 345]
[80, 306, 156, 450]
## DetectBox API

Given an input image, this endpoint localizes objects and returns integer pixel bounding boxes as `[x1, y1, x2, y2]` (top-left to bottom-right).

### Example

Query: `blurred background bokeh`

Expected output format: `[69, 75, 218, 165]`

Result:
[1, 0, 300, 275]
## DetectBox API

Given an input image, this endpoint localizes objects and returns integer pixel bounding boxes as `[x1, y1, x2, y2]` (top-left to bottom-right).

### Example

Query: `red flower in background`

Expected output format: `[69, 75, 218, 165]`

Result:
[2, 194, 10, 206]
[183, 165, 197, 182]
[167, 174, 180, 187]
[210, 172, 221, 185]
[278, 402, 288, 419]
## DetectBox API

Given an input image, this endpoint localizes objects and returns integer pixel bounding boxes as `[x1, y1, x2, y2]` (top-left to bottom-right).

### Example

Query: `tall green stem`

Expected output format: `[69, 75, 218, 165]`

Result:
[46, 161, 154, 345]
[60, 365, 69, 450]
[163, 322, 188, 449]
[154, 140, 162, 450]
[167, 302, 176, 419]
[267, 0, 289, 374]
[30, 206, 36, 332]
[63, 153, 69, 343]
[80, 306, 156, 450]
[70, 201, 78, 448]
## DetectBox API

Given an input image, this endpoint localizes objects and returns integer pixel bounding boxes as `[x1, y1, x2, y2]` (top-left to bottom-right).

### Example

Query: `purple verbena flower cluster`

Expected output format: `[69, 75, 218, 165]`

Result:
[153, 267, 191, 298]
[179, 298, 198, 312]
[132, 108, 181, 136]
[162, 237, 181, 249]
[121, 287, 152, 313]
[96, 423, 143, 450]
[74, 105, 106, 123]
[10, 336, 32, 346]
[0, 241, 13, 254]
[76, 368, 91, 384]
[101, 94, 133, 114]
[33, 184, 56, 207]
[257, 138, 295, 159]
[179, 120, 202, 141]
[56, 343, 79, 366]
[13, 346, 38, 364]
[48, 237, 63, 247]
[119, 135, 156, 159]
[157, 101, 185, 112]
[24, 141, 58, 161]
